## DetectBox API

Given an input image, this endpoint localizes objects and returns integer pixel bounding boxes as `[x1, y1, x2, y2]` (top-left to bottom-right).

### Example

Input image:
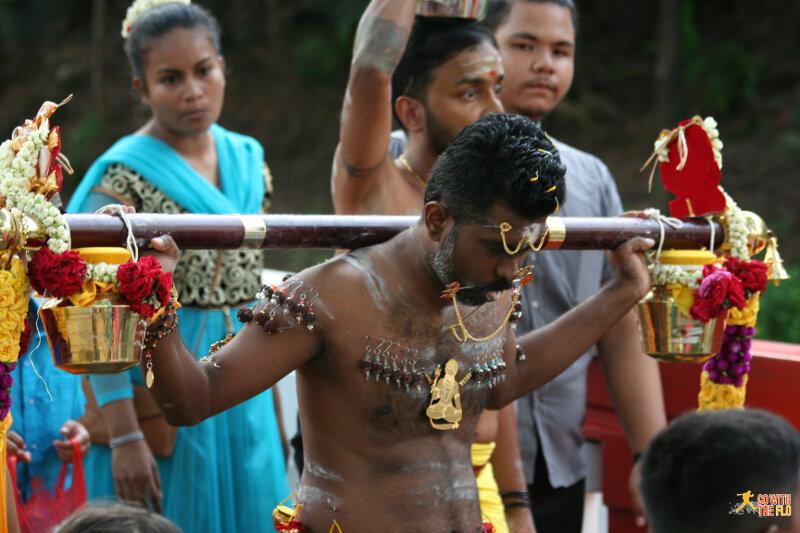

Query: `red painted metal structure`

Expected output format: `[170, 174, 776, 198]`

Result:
[584, 339, 800, 532]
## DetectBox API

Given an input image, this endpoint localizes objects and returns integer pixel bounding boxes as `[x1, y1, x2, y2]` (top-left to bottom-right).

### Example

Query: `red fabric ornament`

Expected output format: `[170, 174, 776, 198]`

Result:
[659, 120, 726, 218]
[28, 248, 87, 298]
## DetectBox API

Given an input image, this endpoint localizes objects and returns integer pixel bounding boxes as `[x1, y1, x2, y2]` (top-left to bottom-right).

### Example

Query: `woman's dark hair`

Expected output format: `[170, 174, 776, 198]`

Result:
[425, 112, 566, 223]
[124, 2, 222, 82]
[391, 16, 497, 129]
[54, 503, 183, 533]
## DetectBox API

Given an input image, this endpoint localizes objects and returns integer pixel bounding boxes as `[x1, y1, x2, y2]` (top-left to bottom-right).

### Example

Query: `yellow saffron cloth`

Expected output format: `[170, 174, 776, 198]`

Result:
[66, 280, 118, 307]
[472, 442, 508, 533]
[666, 282, 696, 317]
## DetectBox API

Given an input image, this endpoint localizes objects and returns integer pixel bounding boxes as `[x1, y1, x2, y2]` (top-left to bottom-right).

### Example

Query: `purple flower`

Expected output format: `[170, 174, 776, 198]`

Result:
[717, 359, 730, 371]
[707, 369, 721, 382]
[719, 375, 734, 385]
[728, 340, 743, 353]
[704, 359, 717, 371]
[726, 352, 740, 362]
[0, 374, 12, 388]
[741, 352, 753, 363]
[730, 363, 745, 376]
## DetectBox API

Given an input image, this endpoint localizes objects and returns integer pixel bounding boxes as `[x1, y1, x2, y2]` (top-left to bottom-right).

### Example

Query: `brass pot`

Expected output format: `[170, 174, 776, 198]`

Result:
[416, 0, 489, 19]
[39, 295, 147, 374]
[635, 288, 727, 362]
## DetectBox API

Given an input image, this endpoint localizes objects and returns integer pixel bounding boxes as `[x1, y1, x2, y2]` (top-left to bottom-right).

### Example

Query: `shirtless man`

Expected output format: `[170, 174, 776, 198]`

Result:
[145, 113, 654, 532]
[331, 3, 528, 530]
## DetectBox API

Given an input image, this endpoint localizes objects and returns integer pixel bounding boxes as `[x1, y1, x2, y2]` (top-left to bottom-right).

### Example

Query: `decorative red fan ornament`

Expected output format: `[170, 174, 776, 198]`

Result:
[644, 116, 727, 218]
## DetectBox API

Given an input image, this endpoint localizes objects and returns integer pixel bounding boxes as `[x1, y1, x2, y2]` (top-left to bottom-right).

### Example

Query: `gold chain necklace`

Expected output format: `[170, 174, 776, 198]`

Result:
[443, 282, 520, 343]
[398, 154, 427, 188]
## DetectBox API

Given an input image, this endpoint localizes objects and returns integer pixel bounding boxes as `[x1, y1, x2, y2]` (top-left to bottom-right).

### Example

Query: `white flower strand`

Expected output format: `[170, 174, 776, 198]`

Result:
[701, 116, 724, 170]
[648, 262, 704, 290]
[720, 189, 750, 260]
[86, 263, 120, 284]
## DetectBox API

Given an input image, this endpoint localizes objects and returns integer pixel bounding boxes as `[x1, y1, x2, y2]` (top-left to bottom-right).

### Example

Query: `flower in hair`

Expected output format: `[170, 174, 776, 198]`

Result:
[121, 0, 191, 38]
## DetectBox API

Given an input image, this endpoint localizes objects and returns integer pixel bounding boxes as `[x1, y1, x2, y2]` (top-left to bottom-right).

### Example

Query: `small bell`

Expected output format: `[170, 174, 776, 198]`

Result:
[763, 234, 790, 286]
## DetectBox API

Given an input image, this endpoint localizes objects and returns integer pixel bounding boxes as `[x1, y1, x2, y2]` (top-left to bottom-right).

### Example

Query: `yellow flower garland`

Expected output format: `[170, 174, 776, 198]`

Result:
[0, 257, 30, 364]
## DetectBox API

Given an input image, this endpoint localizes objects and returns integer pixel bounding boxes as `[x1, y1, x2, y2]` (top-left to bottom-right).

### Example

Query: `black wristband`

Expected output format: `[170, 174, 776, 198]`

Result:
[504, 501, 532, 510]
[500, 490, 531, 501]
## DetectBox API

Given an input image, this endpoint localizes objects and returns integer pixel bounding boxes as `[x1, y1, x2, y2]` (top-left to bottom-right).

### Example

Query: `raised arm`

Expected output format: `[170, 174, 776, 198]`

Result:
[144, 236, 323, 426]
[332, 0, 417, 214]
[489, 236, 654, 409]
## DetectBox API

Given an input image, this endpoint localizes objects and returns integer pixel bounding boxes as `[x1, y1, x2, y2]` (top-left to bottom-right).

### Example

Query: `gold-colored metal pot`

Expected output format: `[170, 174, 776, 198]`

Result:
[635, 288, 727, 363]
[39, 295, 146, 374]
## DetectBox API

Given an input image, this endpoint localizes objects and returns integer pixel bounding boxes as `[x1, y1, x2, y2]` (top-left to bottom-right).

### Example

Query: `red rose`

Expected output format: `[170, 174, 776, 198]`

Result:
[690, 296, 717, 323]
[116, 256, 172, 318]
[690, 270, 746, 322]
[28, 248, 87, 297]
[725, 257, 768, 296]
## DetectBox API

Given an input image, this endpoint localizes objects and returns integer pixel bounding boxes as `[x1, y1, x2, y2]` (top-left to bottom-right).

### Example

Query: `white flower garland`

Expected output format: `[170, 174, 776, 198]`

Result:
[702, 117, 724, 170]
[648, 261, 704, 290]
[720, 189, 750, 260]
[0, 126, 70, 254]
[121, 0, 191, 38]
[86, 262, 120, 284]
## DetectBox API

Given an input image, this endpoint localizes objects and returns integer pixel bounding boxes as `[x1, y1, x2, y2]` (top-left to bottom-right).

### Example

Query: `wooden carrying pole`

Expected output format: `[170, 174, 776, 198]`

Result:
[63, 213, 725, 251]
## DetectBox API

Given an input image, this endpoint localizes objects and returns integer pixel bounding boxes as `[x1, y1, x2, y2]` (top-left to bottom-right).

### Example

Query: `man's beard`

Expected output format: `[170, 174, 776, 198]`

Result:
[426, 106, 458, 155]
[431, 228, 513, 306]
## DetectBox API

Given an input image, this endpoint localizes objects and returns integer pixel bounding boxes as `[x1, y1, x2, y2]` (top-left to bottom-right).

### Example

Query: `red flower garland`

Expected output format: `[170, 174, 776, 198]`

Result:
[690, 267, 746, 322]
[117, 256, 173, 318]
[18, 317, 32, 356]
[724, 257, 768, 298]
[28, 248, 87, 298]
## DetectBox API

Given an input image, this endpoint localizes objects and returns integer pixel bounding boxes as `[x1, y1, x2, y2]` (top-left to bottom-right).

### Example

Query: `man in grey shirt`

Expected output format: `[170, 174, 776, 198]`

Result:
[483, 1, 667, 532]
